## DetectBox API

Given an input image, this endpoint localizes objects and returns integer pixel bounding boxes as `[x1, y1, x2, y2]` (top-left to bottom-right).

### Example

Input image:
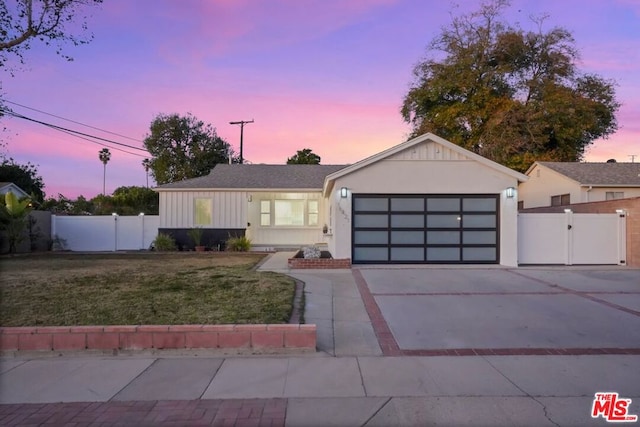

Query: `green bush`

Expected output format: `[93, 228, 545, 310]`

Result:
[226, 235, 251, 252]
[153, 233, 177, 251]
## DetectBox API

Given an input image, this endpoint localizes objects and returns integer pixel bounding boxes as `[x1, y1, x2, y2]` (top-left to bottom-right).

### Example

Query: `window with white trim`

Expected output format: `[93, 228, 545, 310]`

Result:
[551, 193, 570, 206]
[606, 191, 624, 200]
[194, 198, 212, 225]
[275, 200, 305, 226]
[260, 200, 271, 226]
[308, 200, 319, 226]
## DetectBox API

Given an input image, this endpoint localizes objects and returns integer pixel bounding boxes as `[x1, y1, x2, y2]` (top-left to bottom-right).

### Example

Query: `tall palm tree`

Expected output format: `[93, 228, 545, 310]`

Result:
[99, 148, 111, 195]
[142, 158, 151, 188]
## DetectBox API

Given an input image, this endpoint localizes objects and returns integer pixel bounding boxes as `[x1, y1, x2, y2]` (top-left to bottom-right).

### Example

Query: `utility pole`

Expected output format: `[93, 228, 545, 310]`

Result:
[229, 119, 254, 164]
[629, 155, 637, 163]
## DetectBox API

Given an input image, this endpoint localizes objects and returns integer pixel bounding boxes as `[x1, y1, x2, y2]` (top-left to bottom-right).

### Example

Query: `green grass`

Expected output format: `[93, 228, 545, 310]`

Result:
[0, 252, 296, 326]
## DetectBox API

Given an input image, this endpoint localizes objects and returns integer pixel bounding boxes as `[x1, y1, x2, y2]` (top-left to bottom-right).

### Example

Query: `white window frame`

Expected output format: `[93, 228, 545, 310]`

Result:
[260, 200, 271, 226]
[308, 200, 319, 226]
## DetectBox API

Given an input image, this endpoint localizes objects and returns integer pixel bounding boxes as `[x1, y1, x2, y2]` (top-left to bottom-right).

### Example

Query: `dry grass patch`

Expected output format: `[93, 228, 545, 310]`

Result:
[0, 252, 296, 326]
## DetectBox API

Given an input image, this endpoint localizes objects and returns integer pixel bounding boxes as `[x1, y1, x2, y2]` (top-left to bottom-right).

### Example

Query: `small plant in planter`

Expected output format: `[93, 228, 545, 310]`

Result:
[187, 227, 205, 252]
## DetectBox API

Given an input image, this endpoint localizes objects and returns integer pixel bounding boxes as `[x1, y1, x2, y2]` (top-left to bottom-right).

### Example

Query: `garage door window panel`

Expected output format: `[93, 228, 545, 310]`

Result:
[427, 247, 460, 261]
[354, 247, 388, 261]
[392, 231, 425, 244]
[427, 231, 460, 244]
[391, 247, 424, 261]
[463, 215, 495, 228]
[463, 198, 496, 211]
[354, 214, 388, 228]
[391, 214, 424, 228]
[427, 198, 460, 211]
[463, 231, 495, 244]
[463, 247, 496, 261]
[354, 231, 388, 244]
[427, 215, 461, 228]
[391, 198, 424, 211]
[354, 198, 388, 211]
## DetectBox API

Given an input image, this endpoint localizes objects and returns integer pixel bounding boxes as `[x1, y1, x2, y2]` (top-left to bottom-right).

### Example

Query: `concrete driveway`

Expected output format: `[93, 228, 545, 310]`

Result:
[354, 267, 640, 355]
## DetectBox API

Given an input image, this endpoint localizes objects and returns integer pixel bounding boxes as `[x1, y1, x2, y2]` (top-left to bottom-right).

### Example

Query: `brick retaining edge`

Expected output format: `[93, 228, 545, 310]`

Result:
[287, 257, 351, 269]
[0, 324, 316, 352]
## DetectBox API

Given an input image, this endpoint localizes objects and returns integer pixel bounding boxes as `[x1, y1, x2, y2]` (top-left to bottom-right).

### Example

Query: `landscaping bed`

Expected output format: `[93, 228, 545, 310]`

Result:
[0, 252, 297, 327]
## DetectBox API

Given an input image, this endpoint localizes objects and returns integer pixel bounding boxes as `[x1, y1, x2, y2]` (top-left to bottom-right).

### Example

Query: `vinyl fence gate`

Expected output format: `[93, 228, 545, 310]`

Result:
[518, 212, 626, 265]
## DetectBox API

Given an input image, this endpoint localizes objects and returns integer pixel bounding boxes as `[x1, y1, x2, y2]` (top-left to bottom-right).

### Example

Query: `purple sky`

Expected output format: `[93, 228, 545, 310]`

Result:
[2, 0, 639, 199]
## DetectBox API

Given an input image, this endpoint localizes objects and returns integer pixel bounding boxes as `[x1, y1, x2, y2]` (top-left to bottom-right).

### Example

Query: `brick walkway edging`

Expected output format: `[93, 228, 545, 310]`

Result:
[0, 324, 316, 352]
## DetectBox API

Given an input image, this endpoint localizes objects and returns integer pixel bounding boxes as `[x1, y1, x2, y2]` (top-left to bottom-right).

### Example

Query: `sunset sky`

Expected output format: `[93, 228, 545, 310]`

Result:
[1, 0, 639, 199]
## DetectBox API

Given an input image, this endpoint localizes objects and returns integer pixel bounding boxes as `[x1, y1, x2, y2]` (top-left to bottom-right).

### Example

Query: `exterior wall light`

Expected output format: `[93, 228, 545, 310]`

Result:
[340, 187, 348, 198]
[506, 187, 516, 198]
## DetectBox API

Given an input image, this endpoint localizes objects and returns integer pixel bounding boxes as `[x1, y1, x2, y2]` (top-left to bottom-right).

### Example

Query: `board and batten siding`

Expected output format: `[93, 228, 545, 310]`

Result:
[159, 190, 248, 229]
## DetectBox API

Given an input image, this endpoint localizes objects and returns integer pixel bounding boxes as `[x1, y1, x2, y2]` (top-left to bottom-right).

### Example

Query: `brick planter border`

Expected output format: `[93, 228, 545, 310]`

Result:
[0, 324, 316, 352]
[287, 257, 351, 269]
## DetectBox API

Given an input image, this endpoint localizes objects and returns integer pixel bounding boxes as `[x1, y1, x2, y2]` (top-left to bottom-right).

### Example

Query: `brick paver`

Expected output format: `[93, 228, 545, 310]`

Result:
[0, 398, 287, 427]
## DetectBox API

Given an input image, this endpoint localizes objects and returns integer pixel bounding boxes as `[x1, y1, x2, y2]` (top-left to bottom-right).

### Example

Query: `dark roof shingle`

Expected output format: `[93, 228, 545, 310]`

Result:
[538, 162, 640, 186]
[156, 164, 348, 190]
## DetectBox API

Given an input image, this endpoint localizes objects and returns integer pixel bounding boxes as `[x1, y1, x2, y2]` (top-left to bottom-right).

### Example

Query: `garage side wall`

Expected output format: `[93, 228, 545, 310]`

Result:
[328, 160, 520, 266]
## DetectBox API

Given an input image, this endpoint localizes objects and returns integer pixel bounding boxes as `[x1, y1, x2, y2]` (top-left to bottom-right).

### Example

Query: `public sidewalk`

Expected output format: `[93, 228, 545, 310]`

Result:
[1, 253, 639, 426]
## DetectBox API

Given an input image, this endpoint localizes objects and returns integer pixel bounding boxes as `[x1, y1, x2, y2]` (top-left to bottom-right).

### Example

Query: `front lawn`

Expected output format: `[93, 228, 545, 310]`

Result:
[0, 252, 296, 326]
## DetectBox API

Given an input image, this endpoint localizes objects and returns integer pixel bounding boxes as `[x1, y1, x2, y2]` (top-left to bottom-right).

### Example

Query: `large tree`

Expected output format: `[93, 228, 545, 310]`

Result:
[401, 0, 619, 172]
[287, 148, 321, 164]
[0, 0, 103, 72]
[0, 157, 45, 202]
[143, 113, 233, 185]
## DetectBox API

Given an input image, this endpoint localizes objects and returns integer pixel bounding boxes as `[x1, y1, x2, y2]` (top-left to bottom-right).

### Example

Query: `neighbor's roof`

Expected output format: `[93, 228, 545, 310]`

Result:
[535, 162, 640, 186]
[155, 164, 348, 190]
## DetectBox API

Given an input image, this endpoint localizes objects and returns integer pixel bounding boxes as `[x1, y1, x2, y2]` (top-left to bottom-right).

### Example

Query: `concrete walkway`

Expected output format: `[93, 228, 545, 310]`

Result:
[1, 253, 639, 426]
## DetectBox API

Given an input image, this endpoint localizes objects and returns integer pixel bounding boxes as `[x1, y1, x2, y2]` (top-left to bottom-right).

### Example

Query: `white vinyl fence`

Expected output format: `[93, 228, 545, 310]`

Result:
[518, 212, 626, 265]
[51, 215, 159, 251]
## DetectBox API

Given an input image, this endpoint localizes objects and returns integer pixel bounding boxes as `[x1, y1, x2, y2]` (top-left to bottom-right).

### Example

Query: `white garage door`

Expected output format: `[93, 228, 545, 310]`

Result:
[352, 194, 499, 264]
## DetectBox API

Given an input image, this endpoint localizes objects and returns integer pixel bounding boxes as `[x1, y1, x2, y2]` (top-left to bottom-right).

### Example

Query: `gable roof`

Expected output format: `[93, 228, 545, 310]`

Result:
[323, 133, 529, 196]
[155, 164, 348, 191]
[532, 162, 640, 187]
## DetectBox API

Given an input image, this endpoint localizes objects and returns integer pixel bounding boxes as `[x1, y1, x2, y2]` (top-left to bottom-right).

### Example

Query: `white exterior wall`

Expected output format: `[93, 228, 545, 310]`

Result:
[518, 165, 581, 208]
[327, 159, 520, 266]
[159, 190, 247, 229]
[245, 191, 328, 246]
[581, 187, 640, 203]
[519, 165, 640, 208]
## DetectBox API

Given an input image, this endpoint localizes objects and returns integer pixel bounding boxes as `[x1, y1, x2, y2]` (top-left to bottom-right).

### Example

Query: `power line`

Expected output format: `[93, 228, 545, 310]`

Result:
[0, 107, 149, 153]
[3, 99, 144, 143]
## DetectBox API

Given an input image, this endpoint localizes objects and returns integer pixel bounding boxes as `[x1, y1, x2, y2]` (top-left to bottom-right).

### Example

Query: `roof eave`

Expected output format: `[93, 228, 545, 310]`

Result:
[155, 187, 324, 192]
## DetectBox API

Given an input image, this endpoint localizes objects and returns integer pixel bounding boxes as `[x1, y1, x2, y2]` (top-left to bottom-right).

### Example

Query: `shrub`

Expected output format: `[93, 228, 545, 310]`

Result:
[226, 235, 251, 252]
[153, 233, 177, 251]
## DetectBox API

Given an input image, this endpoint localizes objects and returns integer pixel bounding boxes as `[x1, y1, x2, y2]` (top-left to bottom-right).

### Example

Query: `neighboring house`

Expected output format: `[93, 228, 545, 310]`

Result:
[0, 182, 30, 199]
[519, 162, 640, 209]
[155, 133, 528, 266]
